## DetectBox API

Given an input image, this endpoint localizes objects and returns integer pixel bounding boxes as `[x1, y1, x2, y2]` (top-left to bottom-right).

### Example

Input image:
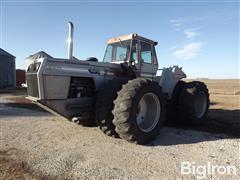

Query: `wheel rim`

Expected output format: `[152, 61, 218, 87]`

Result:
[194, 91, 207, 118]
[136, 92, 161, 133]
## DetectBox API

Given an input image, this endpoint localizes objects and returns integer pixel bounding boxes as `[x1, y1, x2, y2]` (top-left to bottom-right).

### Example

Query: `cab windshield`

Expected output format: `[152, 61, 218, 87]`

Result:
[103, 40, 131, 62]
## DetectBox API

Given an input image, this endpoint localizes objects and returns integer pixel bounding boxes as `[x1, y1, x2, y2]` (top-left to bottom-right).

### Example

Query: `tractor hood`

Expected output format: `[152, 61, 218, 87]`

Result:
[25, 52, 126, 120]
[26, 51, 123, 100]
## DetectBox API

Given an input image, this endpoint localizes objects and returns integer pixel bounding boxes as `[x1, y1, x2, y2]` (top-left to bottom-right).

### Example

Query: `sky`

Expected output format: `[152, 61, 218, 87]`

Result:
[0, 0, 239, 79]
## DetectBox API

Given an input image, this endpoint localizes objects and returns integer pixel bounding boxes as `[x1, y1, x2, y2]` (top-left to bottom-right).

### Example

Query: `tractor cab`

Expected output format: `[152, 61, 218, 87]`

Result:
[103, 33, 159, 78]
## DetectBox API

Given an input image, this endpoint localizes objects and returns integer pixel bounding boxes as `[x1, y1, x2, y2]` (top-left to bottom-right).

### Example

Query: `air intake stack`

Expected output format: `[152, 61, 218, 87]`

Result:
[68, 21, 74, 60]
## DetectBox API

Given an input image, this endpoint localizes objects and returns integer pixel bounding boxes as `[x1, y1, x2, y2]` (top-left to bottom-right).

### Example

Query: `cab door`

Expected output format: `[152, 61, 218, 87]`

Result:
[138, 41, 158, 79]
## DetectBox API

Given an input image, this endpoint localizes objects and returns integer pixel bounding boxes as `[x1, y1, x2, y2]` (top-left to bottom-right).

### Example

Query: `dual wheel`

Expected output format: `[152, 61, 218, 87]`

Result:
[96, 78, 209, 144]
[167, 80, 209, 125]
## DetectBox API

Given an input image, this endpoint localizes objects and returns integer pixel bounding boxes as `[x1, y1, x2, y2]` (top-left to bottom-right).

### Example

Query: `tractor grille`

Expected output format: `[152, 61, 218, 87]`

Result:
[26, 74, 39, 98]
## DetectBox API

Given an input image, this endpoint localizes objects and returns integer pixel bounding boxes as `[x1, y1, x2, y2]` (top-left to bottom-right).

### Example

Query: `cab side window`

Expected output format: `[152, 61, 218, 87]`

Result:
[140, 42, 152, 64]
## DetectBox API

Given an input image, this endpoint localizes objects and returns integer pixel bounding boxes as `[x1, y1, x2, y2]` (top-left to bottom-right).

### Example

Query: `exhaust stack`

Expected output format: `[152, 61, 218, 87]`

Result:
[68, 21, 74, 60]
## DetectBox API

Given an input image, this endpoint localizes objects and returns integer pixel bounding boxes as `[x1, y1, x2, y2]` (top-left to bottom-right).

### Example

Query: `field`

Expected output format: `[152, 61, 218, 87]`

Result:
[0, 79, 239, 179]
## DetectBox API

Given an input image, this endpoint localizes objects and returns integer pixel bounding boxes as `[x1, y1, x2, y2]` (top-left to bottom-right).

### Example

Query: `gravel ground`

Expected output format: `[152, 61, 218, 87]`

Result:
[1, 91, 240, 179]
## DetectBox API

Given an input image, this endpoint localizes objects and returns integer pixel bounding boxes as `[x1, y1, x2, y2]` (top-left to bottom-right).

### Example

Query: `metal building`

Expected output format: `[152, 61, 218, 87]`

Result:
[0, 48, 16, 88]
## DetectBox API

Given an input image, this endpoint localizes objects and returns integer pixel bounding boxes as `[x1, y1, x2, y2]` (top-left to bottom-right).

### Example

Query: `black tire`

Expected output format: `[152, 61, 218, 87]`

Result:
[95, 79, 127, 137]
[112, 78, 166, 144]
[166, 80, 186, 123]
[178, 81, 209, 125]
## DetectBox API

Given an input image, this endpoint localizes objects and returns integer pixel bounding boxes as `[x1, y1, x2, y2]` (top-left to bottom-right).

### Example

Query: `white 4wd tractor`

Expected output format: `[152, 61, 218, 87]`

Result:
[26, 22, 209, 144]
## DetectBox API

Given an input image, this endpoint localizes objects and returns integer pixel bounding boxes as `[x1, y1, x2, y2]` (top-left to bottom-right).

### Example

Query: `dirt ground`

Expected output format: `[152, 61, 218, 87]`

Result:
[0, 80, 240, 179]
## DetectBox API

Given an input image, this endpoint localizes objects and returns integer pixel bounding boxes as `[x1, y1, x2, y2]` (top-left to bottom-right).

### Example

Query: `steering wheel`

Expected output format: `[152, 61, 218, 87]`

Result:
[119, 54, 127, 60]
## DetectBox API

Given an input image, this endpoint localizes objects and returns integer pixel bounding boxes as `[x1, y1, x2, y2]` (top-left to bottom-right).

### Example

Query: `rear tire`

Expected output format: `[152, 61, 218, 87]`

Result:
[95, 79, 127, 137]
[112, 78, 166, 144]
[178, 81, 209, 125]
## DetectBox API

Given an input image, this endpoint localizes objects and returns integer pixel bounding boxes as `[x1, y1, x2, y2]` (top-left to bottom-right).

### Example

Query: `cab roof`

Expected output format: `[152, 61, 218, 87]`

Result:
[107, 33, 158, 46]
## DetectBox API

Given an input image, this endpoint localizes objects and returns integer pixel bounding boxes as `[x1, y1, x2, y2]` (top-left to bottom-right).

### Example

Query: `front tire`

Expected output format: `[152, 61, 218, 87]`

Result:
[112, 78, 166, 144]
[95, 79, 127, 137]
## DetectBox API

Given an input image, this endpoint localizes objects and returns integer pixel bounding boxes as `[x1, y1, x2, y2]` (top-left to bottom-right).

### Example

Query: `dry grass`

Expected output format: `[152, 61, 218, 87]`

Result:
[0, 148, 59, 180]
[195, 79, 240, 95]
[203, 79, 240, 109]
[0, 149, 37, 180]
[0, 159, 36, 180]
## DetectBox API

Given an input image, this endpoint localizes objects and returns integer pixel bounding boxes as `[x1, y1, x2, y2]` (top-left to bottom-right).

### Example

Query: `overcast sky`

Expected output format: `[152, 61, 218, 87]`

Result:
[0, 0, 239, 79]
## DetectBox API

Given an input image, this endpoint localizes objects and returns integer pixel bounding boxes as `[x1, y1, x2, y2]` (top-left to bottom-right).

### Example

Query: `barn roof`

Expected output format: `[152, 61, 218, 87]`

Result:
[0, 48, 15, 58]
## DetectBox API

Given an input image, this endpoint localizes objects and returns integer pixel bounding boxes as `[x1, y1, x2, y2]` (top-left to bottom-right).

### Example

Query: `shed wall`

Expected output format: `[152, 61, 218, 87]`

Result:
[0, 55, 16, 88]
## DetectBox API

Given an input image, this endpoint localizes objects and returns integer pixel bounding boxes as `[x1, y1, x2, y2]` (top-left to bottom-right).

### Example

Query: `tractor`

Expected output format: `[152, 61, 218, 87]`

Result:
[26, 22, 209, 144]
